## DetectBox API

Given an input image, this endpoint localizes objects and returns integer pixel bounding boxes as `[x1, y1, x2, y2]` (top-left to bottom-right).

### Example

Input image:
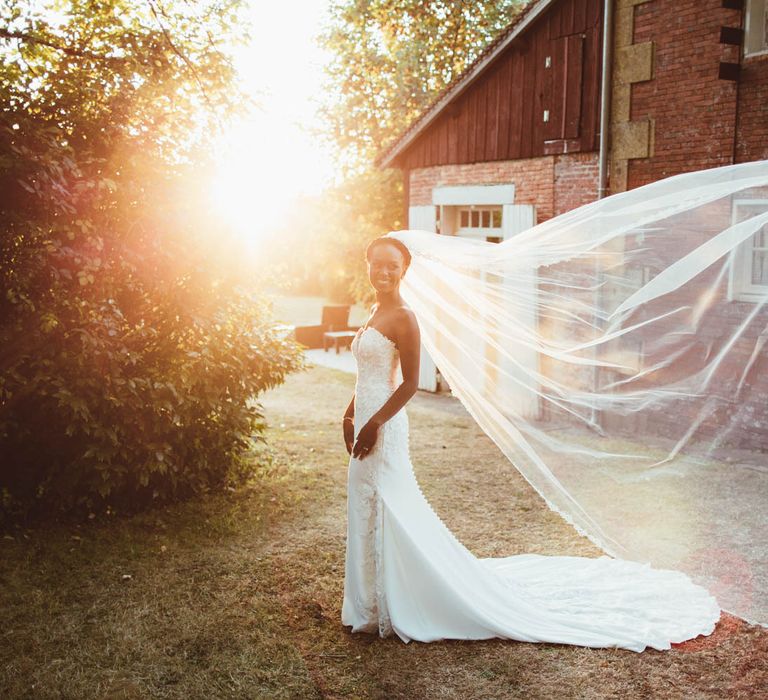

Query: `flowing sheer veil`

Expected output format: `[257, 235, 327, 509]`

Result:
[387, 159, 768, 626]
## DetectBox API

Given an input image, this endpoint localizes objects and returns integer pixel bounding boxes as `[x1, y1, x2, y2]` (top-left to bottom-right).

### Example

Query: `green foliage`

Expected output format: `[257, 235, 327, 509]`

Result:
[262, 168, 404, 305]
[304, 0, 523, 304]
[0, 0, 302, 521]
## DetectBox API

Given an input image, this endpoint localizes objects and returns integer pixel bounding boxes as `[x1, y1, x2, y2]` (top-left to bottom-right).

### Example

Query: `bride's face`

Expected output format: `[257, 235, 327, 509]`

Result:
[367, 243, 406, 294]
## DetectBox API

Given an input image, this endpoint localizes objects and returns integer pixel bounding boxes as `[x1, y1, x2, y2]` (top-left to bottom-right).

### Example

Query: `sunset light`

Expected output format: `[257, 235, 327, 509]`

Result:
[209, 114, 333, 241]
[209, 0, 334, 244]
[5, 0, 768, 692]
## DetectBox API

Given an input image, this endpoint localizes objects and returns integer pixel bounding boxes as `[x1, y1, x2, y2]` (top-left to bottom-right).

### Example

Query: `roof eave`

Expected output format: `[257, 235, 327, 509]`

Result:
[377, 0, 555, 170]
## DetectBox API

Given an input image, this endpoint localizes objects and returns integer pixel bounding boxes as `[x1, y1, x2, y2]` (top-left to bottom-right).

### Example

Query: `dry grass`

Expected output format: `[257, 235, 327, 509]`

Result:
[1, 365, 766, 699]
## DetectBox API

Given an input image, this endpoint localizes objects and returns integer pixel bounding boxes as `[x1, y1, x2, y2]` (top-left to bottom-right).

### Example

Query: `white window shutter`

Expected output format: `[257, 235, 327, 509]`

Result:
[501, 204, 535, 239]
[408, 206, 439, 392]
[500, 204, 540, 418]
[408, 205, 437, 233]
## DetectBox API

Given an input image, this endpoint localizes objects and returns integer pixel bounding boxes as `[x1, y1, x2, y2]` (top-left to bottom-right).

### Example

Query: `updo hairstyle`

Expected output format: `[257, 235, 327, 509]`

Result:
[365, 236, 412, 271]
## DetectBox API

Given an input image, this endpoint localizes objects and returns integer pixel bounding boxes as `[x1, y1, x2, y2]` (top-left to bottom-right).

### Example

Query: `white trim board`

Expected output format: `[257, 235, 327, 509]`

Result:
[728, 198, 768, 302]
[432, 184, 516, 206]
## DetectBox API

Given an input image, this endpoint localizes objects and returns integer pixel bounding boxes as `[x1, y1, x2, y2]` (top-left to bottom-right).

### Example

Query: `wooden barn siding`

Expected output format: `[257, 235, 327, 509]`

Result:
[399, 0, 603, 170]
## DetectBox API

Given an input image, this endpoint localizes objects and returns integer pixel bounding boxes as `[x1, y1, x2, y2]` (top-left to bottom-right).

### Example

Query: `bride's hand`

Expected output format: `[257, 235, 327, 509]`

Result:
[352, 419, 380, 459]
[343, 416, 355, 455]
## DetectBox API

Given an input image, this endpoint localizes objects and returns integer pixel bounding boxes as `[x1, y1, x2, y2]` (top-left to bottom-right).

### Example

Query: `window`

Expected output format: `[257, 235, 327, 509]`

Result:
[745, 0, 768, 56]
[457, 206, 503, 242]
[729, 200, 768, 301]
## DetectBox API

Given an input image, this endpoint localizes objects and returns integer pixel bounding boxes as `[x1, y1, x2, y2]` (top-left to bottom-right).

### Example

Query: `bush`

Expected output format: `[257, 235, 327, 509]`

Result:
[0, 1, 303, 522]
[0, 123, 303, 520]
[1, 284, 302, 521]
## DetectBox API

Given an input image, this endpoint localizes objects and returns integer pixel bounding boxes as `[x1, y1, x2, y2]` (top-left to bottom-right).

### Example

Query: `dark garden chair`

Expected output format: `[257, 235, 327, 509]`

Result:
[294, 304, 358, 350]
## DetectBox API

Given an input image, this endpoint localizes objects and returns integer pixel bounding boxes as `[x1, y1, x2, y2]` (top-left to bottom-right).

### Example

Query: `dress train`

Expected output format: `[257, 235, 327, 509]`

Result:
[341, 325, 720, 651]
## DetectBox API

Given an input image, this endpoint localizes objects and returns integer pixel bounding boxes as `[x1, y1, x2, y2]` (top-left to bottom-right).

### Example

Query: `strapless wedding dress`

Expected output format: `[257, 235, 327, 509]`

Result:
[341, 325, 720, 651]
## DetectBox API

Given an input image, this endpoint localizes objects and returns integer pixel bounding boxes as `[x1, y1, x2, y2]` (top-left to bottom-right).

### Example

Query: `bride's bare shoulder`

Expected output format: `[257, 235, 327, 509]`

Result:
[394, 306, 420, 337]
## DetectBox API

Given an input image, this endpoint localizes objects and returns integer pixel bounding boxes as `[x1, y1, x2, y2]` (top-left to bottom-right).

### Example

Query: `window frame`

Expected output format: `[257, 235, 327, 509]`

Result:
[456, 205, 503, 242]
[728, 199, 768, 302]
[744, 0, 768, 58]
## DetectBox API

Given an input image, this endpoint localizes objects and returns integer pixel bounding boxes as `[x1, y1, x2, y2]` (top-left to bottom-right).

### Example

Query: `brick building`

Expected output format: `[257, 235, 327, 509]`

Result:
[378, 0, 768, 426]
[380, 0, 767, 223]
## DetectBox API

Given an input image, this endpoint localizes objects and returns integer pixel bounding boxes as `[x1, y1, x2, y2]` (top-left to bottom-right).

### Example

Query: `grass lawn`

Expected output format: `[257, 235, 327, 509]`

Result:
[1, 365, 766, 699]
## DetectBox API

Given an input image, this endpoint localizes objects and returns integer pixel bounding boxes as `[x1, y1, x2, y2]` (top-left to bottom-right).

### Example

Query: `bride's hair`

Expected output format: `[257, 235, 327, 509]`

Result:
[365, 236, 412, 271]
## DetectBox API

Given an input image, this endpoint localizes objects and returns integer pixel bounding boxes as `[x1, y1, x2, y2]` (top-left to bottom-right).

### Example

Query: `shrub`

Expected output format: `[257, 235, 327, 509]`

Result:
[0, 1, 303, 522]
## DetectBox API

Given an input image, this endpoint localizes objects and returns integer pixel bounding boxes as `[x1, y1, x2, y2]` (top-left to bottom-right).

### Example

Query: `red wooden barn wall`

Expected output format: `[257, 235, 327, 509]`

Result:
[396, 0, 604, 170]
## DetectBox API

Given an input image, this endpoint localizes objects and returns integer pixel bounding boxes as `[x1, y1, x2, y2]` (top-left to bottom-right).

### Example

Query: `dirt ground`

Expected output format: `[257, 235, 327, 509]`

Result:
[1, 365, 766, 699]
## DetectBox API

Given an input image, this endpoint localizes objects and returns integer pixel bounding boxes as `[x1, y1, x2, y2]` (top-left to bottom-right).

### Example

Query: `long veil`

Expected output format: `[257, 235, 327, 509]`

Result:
[387, 160, 768, 627]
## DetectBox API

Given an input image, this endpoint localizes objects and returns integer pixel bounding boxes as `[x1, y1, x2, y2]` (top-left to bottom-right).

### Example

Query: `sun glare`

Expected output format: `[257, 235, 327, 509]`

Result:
[210, 112, 335, 251]
[209, 1, 335, 250]
[209, 120, 282, 239]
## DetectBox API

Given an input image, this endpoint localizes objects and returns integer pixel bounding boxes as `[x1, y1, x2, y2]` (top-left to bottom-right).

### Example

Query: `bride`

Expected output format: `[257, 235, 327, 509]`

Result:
[340, 234, 720, 651]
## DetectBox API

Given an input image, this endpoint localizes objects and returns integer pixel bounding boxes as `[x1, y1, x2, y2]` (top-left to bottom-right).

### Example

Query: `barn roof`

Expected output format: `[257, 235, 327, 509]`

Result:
[376, 0, 556, 169]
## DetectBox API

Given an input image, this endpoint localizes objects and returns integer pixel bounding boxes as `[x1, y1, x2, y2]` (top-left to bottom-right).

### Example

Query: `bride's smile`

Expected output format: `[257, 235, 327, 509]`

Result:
[368, 245, 407, 294]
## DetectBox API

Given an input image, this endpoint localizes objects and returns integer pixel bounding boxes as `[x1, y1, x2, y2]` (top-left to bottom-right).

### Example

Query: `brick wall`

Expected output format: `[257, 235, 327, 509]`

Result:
[409, 154, 768, 453]
[604, 202, 768, 452]
[617, 0, 768, 450]
[553, 152, 600, 216]
[736, 54, 768, 163]
[404, 4, 768, 451]
[543, 200, 768, 453]
[409, 157, 555, 221]
[409, 152, 599, 223]
[627, 0, 741, 188]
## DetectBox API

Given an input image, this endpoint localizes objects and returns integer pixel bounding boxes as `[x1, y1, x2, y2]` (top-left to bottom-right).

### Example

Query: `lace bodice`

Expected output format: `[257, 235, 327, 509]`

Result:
[351, 326, 403, 425]
[350, 325, 410, 471]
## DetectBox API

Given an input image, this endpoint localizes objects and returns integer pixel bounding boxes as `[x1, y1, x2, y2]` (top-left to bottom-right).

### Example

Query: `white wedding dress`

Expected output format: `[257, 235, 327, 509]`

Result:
[341, 325, 721, 651]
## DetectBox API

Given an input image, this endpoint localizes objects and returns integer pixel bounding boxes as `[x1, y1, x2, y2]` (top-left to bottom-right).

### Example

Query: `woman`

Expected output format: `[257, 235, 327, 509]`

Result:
[340, 234, 720, 650]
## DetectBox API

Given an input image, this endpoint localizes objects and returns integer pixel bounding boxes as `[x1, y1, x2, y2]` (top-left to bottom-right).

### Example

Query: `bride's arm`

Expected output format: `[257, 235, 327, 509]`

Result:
[342, 394, 355, 454]
[343, 394, 355, 420]
[352, 311, 420, 459]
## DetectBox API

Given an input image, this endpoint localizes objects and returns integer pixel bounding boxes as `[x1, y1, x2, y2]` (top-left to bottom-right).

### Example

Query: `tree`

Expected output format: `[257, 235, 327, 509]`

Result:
[319, 0, 524, 173]
[304, 0, 523, 303]
[0, 0, 302, 522]
[262, 168, 404, 306]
